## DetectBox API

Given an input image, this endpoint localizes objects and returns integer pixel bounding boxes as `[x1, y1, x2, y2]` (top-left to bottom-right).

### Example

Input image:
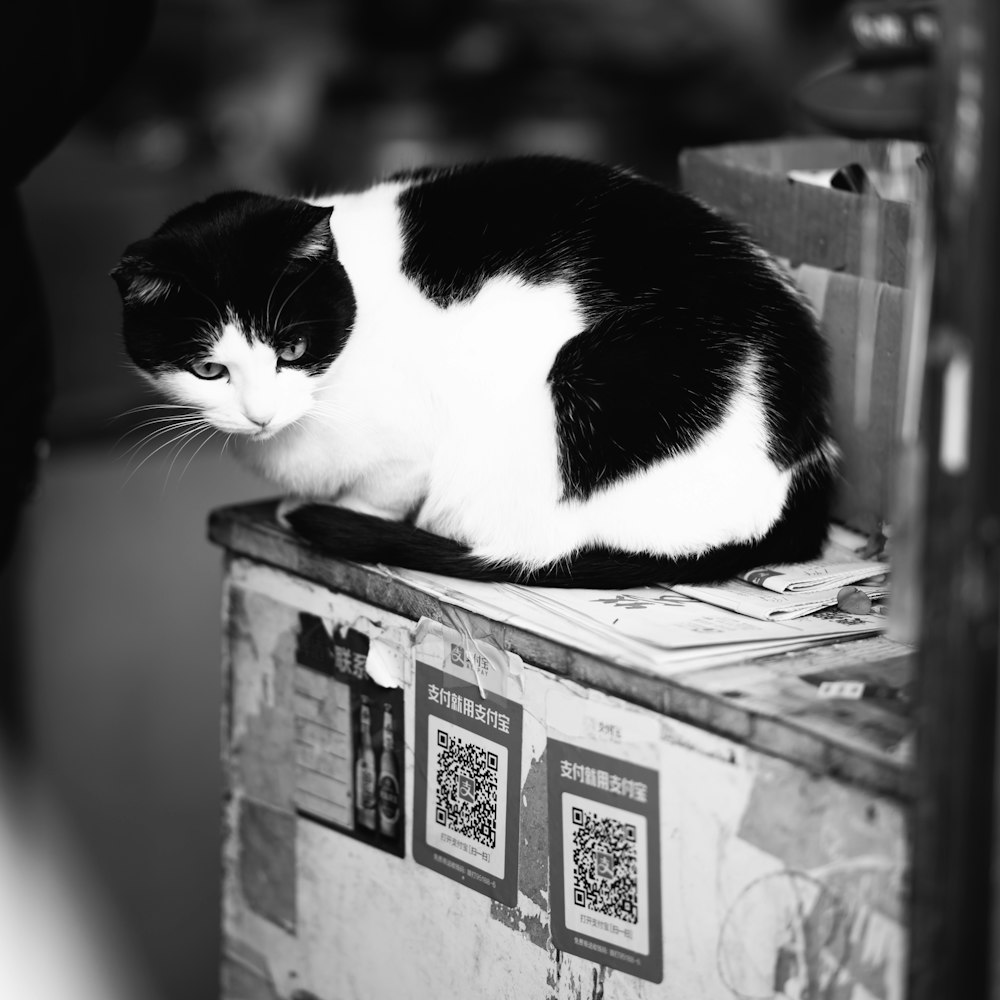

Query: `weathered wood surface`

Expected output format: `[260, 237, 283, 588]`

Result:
[210, 502, 914, 800]
[220, 560, 908, 1000]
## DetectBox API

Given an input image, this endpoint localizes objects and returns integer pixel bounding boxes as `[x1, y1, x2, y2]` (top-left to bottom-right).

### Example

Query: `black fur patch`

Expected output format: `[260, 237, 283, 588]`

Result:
[395, 156, 637, 305]
[547, 307, 738, 498]
[395, 157, 831, 500]
[112, 192, 356, 375]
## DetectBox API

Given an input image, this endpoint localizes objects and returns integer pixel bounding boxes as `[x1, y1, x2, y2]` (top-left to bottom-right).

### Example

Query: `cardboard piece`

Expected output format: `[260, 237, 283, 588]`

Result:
[790, 264, 905, 536]
[680, 139, 918, 287]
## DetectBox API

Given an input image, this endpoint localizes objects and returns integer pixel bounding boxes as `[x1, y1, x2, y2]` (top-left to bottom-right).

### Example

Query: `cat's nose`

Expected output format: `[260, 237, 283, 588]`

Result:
[245, 410, 274, 431]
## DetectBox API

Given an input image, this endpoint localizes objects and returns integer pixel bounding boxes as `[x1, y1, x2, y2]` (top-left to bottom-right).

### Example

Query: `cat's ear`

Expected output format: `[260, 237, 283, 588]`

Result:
[110, 247, 176, 306]
[290, 203, 336, 262]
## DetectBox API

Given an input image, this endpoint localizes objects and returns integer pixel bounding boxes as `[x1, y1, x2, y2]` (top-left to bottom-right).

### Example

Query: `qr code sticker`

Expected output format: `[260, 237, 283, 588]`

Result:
[570, 805, 639, 923]
[433, 727, 500, 848]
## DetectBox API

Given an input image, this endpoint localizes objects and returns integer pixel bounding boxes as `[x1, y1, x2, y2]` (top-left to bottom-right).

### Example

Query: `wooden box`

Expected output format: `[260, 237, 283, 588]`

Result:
[213, 505, 911, 1000]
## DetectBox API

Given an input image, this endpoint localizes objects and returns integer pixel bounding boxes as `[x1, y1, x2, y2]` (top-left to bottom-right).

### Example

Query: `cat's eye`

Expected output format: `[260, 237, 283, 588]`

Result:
[190, 359, 228, 380]
[277, 337, 307, 363]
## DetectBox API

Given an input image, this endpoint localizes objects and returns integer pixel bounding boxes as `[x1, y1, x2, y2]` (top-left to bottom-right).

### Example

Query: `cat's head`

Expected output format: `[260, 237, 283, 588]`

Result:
[112, 191, 355, 439]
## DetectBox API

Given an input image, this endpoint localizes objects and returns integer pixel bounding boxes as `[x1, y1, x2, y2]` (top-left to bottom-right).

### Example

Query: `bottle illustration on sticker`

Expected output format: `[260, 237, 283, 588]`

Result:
[356, 696, 378, 831]
[378, 703, 401, 838]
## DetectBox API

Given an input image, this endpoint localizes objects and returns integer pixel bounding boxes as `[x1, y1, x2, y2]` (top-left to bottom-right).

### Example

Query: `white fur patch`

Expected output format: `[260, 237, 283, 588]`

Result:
[125, 275, 174, 305]
[426, 363, 793, 569]
[291, 236, 330, 261]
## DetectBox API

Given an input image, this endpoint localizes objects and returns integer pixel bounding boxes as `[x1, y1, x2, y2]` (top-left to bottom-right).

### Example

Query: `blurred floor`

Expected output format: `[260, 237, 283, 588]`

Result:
[0, 754, 159, 1000]
[17, 437, 269, 1000]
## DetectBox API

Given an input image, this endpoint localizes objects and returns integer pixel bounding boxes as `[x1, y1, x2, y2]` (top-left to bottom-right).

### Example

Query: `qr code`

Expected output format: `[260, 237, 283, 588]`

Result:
[570, 805, 639, 924]
[433, 728, 499, 848]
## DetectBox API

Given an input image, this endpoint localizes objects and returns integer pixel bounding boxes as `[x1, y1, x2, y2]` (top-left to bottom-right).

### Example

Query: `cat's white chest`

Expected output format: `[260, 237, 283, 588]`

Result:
[242, 378, 433, 516]
[240, 188, 586, 525]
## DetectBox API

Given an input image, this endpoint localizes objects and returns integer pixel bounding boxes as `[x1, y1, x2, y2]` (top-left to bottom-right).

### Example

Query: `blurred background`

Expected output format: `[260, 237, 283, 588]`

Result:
[4, 0, 852, 997]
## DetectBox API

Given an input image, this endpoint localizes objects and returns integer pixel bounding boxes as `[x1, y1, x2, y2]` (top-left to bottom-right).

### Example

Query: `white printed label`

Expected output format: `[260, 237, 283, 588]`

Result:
[548, 688, 660, 749]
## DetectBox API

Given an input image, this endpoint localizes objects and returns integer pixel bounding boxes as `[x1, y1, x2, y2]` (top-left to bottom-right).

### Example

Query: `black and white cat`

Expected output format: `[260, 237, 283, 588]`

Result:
[112, 155, 837, 586]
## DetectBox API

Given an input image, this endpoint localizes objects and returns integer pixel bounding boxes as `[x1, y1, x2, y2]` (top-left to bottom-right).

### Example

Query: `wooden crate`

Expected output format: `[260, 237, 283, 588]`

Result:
[212, 505, 911, 1000]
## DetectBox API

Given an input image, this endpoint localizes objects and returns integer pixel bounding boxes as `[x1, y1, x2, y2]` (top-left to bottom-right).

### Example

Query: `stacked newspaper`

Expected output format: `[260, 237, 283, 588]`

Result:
[386, 527, 892, 676]
[671, 527, 889, 622]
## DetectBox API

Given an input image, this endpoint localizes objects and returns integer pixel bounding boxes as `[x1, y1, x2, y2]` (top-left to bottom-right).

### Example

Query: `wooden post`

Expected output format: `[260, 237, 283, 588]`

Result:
[908, 0, 1000, 996]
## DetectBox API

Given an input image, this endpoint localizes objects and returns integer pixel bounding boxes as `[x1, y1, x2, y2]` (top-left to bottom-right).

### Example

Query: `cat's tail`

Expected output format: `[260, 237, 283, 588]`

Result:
[276, 471, 831, 588]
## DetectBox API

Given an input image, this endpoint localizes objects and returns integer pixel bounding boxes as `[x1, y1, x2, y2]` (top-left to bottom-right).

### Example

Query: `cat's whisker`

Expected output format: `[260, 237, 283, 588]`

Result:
[272, 261, 324, 332]
[137, 265, 226, 329]
[275, 318, 340, 336]
[114, 413, 205, 449]
[119, 428, 188, 465]
[113, 403, 197, 421]
[157, 427, 202, 493]
[118, 418, 207, 463]
[304, 404, 353, 425]
[306, 394, 348, 412]
[121, 423, 208, 488]
[178, 427, 220, 482]
[307, 385, 337, 407]
[265, 259, 296, 331]
[129, 420, 206, 464]
[196, 318, 221, 345]
[305, 407, 347, 420]
[118, 413, 206, 448]
[302, 387, 348, 417]
[303, 388, 335, 407]
[126, 414, 201, 429]
[177, 316, 223, 349]
[164, 423, 214, 487]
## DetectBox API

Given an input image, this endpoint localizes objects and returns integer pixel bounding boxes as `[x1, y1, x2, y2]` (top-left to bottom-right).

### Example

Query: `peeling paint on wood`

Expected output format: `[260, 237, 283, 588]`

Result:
[221, 938, 281, 1000]
[239, 800, 297, 933]
[517, 750, 550, 911]
[227, 589, 298, 809]
[489, 899, 550, 950]
[219, 552, 908, 1000]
